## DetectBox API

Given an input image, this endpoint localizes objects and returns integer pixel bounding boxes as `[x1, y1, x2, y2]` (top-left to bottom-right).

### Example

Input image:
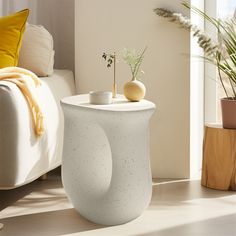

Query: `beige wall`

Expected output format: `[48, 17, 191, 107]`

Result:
[75, 0, 191, 178]
[35, 0, 75, 72]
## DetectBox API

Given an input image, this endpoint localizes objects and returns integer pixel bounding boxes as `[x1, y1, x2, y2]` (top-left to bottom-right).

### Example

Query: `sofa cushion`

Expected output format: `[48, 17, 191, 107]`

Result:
[19, 23, 55, 77]
[0, 9, 29, 68]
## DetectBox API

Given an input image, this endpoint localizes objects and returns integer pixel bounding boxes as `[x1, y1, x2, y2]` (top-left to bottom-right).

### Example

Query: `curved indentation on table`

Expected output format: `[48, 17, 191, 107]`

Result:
[61, 105, 155, 225]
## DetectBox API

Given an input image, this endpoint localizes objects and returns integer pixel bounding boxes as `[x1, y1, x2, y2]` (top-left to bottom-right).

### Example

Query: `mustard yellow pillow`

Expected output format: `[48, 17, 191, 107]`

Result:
[0, 9, 29, 68]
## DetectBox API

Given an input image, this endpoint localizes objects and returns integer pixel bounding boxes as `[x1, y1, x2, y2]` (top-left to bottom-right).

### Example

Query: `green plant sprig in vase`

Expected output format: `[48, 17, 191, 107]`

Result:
[122, 47, 147, 101]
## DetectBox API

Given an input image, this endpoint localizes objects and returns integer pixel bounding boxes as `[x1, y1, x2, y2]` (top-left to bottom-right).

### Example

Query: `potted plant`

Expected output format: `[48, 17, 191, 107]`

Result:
[154, 3, 236, 128]
[122, 47, 147, 102]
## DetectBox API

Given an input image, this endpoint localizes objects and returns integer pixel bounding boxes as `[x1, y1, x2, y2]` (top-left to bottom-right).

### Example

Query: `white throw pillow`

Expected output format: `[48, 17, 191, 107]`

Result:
[18, 23, 54, 77]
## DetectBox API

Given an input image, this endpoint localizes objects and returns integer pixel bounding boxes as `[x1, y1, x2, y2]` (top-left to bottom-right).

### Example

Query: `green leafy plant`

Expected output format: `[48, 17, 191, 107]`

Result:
[154, 2, 236, 99]
[122, 47, 147, 81]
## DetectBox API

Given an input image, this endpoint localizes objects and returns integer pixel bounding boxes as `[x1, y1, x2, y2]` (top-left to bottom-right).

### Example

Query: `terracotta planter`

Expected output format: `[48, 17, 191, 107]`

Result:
[221, 98, 236, 129]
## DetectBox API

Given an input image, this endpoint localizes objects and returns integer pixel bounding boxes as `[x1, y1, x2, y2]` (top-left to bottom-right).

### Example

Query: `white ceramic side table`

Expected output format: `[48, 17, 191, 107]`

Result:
[60, 94, 155, 225]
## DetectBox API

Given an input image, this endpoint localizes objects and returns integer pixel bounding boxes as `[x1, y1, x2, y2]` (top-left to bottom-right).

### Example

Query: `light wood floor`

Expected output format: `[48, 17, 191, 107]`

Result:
[0, 169, 236, 236]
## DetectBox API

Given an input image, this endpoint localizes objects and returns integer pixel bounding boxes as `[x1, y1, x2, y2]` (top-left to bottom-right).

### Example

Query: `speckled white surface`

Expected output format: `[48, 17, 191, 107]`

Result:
[60, 94, 156, 225]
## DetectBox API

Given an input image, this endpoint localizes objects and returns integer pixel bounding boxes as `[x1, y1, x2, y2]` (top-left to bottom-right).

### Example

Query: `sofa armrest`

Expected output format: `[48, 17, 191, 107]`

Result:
[0, 81, 31, 187]
[0, 70, 75, 189]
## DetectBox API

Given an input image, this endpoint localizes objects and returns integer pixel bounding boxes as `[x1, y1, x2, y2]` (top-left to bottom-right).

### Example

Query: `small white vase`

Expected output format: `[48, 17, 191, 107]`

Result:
[124, 79, 146, 102]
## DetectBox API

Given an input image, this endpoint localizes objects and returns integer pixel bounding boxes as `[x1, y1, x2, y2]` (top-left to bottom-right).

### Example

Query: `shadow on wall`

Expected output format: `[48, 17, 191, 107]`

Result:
[35, 0, 75, 73]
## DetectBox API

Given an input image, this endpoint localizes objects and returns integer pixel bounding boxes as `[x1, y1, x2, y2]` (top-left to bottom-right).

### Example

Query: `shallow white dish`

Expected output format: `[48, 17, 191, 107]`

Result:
[89, 91, 112, 105]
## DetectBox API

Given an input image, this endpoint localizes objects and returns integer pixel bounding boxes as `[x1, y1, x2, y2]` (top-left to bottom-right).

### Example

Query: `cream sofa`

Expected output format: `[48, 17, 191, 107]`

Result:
[0, 70, 76, 189]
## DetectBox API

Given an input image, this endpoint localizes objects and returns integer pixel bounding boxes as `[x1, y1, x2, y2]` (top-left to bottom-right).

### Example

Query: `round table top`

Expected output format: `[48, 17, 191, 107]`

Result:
[61, 94, 156, 112]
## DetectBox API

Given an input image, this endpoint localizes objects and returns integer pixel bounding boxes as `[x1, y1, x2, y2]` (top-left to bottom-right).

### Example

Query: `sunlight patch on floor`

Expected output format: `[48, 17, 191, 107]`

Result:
[1, 171, 236, 236]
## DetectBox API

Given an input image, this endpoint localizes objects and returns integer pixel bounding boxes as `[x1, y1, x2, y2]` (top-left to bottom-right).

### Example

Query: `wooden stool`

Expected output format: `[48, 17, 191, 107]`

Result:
[202, 124, 236, 191]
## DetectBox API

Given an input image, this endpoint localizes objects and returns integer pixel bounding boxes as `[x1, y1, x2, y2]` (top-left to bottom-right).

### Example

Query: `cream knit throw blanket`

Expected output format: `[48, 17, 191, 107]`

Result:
[0, 67, 44, 136]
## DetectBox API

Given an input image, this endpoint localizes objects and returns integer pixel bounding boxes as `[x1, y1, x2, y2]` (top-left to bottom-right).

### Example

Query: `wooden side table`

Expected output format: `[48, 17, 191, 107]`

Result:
[202, 124, 236, 191]
[60, 94, 155, 225]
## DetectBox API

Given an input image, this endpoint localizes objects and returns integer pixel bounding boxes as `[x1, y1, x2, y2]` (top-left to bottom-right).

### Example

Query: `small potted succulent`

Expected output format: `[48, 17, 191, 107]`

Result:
[122, 47, 147, 102]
